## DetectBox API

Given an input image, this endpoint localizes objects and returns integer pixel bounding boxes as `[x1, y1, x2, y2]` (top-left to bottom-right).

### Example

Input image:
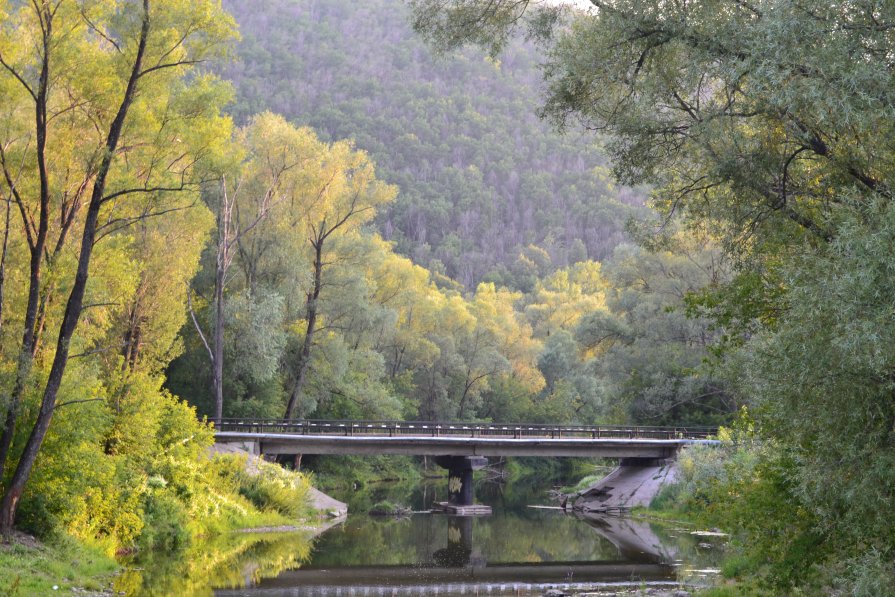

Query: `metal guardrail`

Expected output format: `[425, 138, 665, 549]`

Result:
[214, 418, 717, 440]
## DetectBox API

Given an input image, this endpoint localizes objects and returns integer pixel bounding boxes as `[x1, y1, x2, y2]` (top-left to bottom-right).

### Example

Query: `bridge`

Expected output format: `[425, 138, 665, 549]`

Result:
[214, 419, 718, 508]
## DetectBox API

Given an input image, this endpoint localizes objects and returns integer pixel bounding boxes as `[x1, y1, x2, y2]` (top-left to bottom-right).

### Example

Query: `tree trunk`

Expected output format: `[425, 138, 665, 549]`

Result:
[212, 253, 225, 425]
[30, 288, 53, 357]
[0, 16, 52, 482]
[284, 238, 323, 419]
[0, 1, 150, 535]
[121, 296, 144, 370]
[0, 196, 10, 337]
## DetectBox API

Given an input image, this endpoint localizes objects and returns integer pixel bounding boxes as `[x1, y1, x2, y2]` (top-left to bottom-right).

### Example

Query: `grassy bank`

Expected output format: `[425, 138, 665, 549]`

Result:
[0, 534, 117, 596]
[0, 451, 322, 595]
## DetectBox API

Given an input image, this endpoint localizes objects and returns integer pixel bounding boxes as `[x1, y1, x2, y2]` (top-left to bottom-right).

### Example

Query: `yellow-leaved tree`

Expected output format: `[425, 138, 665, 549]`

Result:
[0, 0, 235, 534]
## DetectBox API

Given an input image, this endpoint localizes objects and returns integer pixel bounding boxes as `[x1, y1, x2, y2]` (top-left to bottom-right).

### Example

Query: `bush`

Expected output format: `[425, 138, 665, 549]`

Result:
[651, 424, 833, 591]
[139, 491, 191, 552]
[369, 501, 411, 516]
[837, 550, 895, 597]
[211, 454, 312, 519]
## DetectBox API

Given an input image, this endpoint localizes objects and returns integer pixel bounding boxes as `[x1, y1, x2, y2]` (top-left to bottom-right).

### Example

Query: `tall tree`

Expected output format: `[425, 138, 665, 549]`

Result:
[0, 0, 234, 534]
[284, 142, 396, 419]
[190, 113, 314, 424]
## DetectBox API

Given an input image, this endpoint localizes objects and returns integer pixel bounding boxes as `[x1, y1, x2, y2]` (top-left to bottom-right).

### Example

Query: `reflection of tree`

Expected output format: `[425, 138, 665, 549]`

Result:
[116, 531, 314, 595]
[309, 508, 624, 569]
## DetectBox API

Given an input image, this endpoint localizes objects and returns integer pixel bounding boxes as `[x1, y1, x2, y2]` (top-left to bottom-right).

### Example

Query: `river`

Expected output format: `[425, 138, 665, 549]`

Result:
[121, 470, 725, 595]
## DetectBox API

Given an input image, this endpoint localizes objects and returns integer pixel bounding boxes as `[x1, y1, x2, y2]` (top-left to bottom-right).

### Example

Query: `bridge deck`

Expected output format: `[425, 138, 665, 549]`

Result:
[216, 418, 716, 439]
[214, 419, 717, 458]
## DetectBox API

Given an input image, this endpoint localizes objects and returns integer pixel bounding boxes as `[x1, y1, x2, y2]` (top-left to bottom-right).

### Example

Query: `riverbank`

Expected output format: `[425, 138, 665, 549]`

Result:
[0, 443, 347, 596]
[0, 493, 345, 596]
[0, 532, 117, 595]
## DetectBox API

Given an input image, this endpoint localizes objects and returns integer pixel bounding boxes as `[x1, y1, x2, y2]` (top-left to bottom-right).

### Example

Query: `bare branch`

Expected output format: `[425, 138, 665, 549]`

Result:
[54, 398, 104, 410]
[139, 59, 204, 78]
[0, 54, 36, 101]
[79, 7, 121, 53]
[188, 288, 214, 364]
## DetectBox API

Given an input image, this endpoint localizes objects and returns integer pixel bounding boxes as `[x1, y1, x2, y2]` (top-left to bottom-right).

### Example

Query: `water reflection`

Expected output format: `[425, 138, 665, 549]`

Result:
[117, 529, 316, 596]
[117, 475, 722, 595]
[214, 478, 723, 596]
[432, 516, 474, 567]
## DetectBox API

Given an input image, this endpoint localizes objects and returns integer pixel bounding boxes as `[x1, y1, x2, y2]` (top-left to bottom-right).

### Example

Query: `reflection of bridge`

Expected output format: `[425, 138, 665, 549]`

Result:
[215, 419, 718, 506]
[214, 512, 680, 596]
[216, 561, 675, 593]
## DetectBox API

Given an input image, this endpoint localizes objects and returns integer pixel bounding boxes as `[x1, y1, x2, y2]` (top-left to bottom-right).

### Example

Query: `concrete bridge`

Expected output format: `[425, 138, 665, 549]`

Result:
[214, 419, 717, 508]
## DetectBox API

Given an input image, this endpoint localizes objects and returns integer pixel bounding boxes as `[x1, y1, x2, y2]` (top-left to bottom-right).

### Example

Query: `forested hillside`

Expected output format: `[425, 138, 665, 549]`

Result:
[218, 0, 643, 289]
[0, 0, 734, 556]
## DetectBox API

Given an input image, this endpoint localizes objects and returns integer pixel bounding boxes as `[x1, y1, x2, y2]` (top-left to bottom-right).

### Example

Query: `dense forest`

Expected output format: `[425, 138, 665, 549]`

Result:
[0, 0, 729, 572]
[217, 0, 645, 289]
[165, 0, 732, 429]
[1, 0, 892, 595]
[413, 0, 895, 593]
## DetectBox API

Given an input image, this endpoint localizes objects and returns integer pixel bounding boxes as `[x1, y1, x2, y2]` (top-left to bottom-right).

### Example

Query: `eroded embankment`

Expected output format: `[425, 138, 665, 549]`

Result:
[565, 458, 678, 513]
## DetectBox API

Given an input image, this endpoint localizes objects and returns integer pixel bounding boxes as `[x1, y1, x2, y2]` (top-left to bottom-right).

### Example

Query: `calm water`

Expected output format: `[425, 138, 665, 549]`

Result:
[213, 473, 725, 596]
[119, 471, 724, 595]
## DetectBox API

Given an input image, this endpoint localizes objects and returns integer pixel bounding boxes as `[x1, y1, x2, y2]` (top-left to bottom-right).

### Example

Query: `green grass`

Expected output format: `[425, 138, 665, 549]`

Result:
[558, 472, 609, 493]
[0, 534, 118, 596]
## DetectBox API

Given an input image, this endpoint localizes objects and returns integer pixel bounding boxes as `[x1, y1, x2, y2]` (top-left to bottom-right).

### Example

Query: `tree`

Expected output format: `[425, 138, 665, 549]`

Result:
[0, 0, 234, 534]
[283, 141, 396, 419]
[574, 239, 734, 424]
[190, 113, 317, 424]
[523, 260, 606, 337]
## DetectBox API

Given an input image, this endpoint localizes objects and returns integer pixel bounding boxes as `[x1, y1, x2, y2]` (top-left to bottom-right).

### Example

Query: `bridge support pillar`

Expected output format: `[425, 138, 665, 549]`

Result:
[433, 456, 488, 506]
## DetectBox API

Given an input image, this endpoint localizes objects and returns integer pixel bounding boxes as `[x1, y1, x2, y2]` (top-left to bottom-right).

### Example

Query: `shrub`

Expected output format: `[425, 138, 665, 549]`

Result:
[139, 491, 191, 552]
[210, 454, 312, 520]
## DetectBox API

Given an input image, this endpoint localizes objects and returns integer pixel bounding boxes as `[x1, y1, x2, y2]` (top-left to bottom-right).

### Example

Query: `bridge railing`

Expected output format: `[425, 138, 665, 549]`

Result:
[214, 418, 717, 440]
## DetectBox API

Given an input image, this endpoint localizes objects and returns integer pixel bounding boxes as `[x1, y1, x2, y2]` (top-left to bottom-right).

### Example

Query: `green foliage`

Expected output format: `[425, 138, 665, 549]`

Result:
[654, 426, 832, 591]
[220, 0, 642, 289]
[567, 237, 736, 425]
[139, 491, 191, 553]
[837, 550, 895, 597]
[238, 461, 312, 520]
[312, 455, 422, 491]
